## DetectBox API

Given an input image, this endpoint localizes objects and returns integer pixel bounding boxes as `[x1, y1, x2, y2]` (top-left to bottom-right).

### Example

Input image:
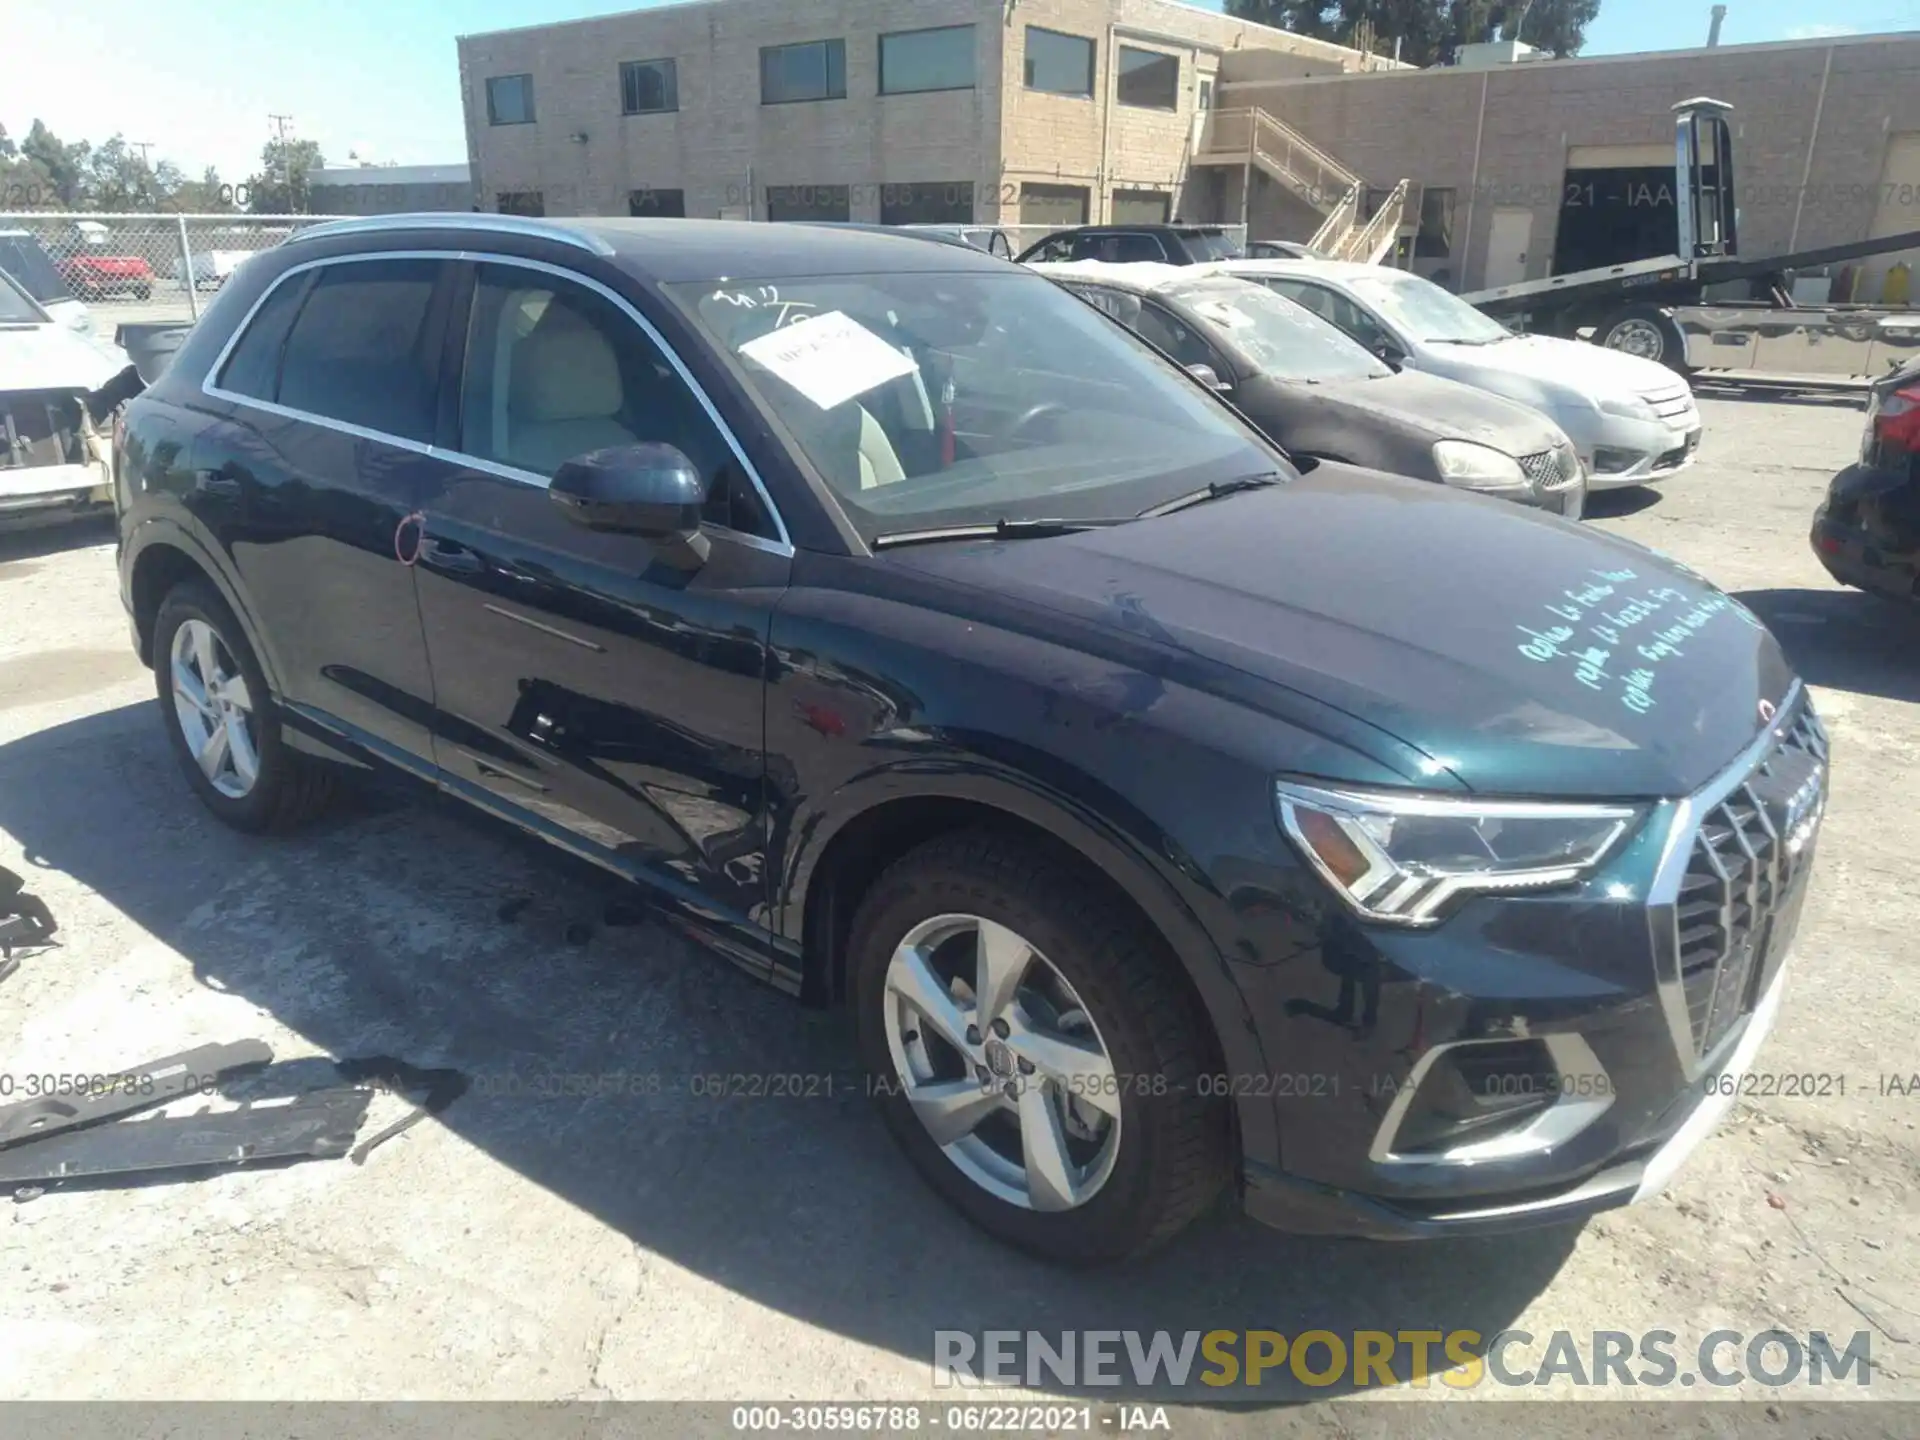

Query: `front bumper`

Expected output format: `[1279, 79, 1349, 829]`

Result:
[1228, 690, 1825, 1238]
[0, 459, 112, 528]
[1572, 411, 1703, 490]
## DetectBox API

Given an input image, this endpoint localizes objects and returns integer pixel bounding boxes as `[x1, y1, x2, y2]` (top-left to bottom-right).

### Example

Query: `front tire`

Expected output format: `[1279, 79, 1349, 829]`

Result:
[851, 829, 1230, 1264]
[153, 582, 336, 833]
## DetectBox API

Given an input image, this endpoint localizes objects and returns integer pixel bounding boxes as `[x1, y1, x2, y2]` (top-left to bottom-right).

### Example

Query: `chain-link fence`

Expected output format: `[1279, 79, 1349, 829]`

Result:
[0, 213, 353, 328]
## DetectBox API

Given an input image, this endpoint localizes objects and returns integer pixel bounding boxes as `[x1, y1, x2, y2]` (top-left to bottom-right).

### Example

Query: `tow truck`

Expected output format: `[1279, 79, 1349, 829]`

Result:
[1462, 99, 1920, 383]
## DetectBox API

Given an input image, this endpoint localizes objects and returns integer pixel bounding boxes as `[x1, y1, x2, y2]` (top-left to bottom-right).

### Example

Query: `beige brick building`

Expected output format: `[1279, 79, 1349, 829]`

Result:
[454, 0, 1384, 230]
[457, 4, 1919, 299]
[1227, 31, 1920, 297]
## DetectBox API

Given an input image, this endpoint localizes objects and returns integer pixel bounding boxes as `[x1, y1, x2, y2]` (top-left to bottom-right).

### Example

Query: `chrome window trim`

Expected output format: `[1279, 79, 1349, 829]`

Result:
[199, 247, 794, 555]
[1644, 677, 1809, 1079]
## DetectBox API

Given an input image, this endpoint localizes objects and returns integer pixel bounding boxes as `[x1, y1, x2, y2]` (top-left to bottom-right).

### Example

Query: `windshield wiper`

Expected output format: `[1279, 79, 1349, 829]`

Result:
[1433, 335, 1511, 346]
[1137, 472, 1285, 519]
[871, 517, 1119, 550]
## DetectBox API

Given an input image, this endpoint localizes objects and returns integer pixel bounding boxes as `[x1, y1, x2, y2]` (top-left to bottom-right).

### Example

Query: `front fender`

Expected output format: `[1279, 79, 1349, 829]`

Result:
[777, 755, 1284, 1176]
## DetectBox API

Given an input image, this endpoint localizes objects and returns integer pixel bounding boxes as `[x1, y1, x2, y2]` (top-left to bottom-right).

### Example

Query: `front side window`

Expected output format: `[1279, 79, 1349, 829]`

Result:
[1257, 277, 1390, 349]
[1076, 233, 1167, 263]
[0, 267, 47, 324]
[667, 269, 1279, 543]
[1117, 46, 1178, 111]
[1166, 278, 1392, 382]
[880, 25, 976, 95]
[0, 236, 70, 304]
[457, 263, 769, 537]
[275, 259, 444, 444]
[487, 74, 535, 125]
[761, 39, 847, 104]
[1131, 303, 1222, 372]
[620, 58, 678, 115]
[1025, 27, 1094, 97]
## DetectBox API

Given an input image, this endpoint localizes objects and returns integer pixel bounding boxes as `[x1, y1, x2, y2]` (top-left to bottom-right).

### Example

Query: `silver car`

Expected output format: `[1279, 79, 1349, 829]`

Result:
[1211, 259, 1703, 490]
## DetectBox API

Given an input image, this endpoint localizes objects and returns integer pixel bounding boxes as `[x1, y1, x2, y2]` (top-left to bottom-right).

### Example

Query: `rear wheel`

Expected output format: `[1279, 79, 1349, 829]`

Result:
[1596, 304, 1689, 374]
[154, 582, 336, 833]
[850, 829, 1230, 1264]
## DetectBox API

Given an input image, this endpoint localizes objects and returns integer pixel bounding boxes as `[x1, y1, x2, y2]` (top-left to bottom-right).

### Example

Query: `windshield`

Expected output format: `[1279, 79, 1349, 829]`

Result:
[1167, 278, 1390, 382]
[1346, 271, 1512, 345]
[0, 267, 48, 324]
[667, 270, 1281, 541]
[1182, 231, 1242, 261]
[0, 235, 72, 305]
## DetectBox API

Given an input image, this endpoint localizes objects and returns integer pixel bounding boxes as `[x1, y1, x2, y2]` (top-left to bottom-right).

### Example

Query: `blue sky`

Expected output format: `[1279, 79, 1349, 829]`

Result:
[0, 0, 1911, 185]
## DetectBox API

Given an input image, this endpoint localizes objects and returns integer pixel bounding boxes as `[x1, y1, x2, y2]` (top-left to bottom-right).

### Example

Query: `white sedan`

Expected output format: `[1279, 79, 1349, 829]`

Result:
[1209, 258, 1703, 490]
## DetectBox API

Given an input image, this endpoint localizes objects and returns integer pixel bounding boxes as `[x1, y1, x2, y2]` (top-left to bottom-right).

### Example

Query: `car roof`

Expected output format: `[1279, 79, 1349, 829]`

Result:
[284, 213, 1010, 283]
[1026, 259, 1241, 294]
[1209, 257, 1392, 284]
[1039, 224, 1228, 237]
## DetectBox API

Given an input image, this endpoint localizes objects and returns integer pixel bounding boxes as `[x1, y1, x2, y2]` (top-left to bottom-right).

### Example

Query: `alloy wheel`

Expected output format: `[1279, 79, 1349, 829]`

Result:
[881, 913, 1123, 1211]
[170, 618, 260, 800]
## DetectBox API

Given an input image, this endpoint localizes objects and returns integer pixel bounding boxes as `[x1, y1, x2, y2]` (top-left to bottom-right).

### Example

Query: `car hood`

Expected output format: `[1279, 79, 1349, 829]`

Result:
[0, 322, 126, 392]
[887, 464, 1792, 799]
[1309, 367, 1569, 454]
[1419, 332, 1680, 403]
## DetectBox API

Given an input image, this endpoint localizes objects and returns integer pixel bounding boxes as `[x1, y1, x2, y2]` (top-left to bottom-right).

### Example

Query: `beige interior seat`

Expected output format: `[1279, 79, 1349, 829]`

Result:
[504, 306, 639, 475]
[857, 407, 905, 488]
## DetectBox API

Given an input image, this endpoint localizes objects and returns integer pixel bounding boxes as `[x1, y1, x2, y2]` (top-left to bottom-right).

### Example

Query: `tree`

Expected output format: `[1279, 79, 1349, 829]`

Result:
[1226, 0, 1596, 65]
[83, 135, 174, 210]
[245, 136, 325, 215]
[20, 120, 91, 207]
[168, 166, 237, 214]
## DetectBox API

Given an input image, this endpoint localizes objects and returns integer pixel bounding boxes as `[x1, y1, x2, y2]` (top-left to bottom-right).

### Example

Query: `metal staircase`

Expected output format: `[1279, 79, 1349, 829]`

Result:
[1194, 107, 1410, 264]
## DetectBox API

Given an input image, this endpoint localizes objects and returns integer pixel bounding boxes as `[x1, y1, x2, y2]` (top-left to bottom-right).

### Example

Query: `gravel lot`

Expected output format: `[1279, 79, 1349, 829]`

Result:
[1, 388, 1916, 1429]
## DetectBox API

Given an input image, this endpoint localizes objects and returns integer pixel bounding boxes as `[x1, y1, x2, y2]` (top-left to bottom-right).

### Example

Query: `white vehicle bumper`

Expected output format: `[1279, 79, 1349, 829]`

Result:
[0, 458, 112, 521]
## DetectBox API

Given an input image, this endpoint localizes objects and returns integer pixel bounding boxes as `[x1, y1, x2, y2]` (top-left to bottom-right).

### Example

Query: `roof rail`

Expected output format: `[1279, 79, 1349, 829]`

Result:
[283, 213, 615, 257]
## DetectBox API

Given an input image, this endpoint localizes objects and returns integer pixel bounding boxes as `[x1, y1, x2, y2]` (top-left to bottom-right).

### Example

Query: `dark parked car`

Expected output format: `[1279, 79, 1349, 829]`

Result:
[800, 221, 1013, 258]
[1038, 261, 1585, 516]
[116, 214, 1825, 1262]
[1811, 354, 1920, 599]
[1015, 223, 1242, 266]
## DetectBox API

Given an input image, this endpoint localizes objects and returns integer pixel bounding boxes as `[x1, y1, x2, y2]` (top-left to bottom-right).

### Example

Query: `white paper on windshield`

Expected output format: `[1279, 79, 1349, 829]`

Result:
[737, 310, 917, 410]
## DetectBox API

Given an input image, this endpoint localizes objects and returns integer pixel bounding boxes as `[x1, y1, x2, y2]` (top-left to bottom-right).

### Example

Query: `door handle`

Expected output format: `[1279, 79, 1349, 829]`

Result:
[417, 536, 484, 575]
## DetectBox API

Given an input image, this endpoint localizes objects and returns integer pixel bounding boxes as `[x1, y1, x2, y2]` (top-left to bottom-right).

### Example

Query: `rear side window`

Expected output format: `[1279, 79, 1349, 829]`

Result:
[1076, 233, 1166, 263]
[276, 259, 444, 443]
[214, 272, 311, 401]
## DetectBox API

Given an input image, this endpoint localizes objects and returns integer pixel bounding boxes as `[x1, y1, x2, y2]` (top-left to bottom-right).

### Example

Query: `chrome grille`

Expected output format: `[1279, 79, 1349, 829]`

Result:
[1519, 444, 1581, 491]
[1673, 705, 1827, 1059]
[1638, 384, 1697, 424]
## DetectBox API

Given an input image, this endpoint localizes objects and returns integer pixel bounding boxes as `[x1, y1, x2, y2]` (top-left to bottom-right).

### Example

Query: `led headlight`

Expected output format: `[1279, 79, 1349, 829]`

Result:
[1597, 394, 1659, 422]
[1432, 440, 1529, 493]
[1274, 780, 1641, 926]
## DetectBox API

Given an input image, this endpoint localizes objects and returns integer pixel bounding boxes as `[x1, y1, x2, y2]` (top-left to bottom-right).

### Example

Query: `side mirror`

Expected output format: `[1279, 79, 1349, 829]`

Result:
[1186, 363, 1232, 392]
[550, 442, 710, 566]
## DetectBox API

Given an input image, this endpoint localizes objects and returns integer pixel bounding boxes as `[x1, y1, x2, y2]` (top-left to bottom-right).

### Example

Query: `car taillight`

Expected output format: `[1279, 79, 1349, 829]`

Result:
[1882, 387, 1920, 419]
[1874, 384, 1920, 461]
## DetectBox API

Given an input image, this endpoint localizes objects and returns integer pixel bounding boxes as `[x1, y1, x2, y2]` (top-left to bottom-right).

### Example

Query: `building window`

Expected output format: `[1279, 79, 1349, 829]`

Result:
[497, 191, 545, 216]
[1415, 186, 1455, 258]
[879, 25, 975, 95]
[620, 58, 678, 115]
[1020, 182, 1090, 227]
[486, 74, 535, 126]
[1116, 47, 1178, 111]
[630, 188, 686, 217]
[880, 181, 976, 226]
[1112, 189, 1172, 225]
[767, 184, 850, 222]
[761, 39, 846, 104]
[1025, 27, 1095, 97]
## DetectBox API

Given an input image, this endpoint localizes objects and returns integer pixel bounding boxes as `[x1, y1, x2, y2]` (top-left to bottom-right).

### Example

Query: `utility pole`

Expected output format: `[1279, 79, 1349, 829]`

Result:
[132, 141, 154, 165]
[268, 114, 294, 142]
